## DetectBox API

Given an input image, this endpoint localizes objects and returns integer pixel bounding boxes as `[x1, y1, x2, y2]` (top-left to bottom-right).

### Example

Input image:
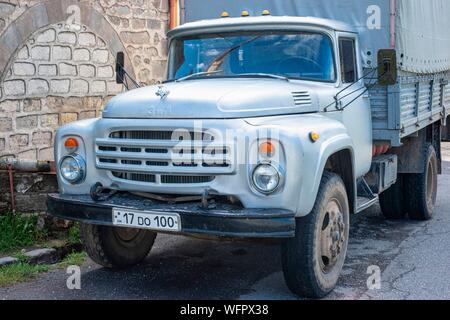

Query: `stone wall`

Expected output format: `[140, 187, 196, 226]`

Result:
[0, 0, 169, 161]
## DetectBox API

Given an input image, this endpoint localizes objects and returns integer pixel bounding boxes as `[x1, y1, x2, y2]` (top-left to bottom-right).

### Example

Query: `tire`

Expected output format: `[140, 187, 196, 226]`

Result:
[80, 223, 157, 269]
[379, 175, 407, 220]
[403, 144, 438, 221]
[281, 172, 350, 298]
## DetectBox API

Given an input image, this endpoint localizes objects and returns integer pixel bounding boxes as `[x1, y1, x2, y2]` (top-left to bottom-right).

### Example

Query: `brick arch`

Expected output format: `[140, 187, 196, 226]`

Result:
[0, 0, 134, 80]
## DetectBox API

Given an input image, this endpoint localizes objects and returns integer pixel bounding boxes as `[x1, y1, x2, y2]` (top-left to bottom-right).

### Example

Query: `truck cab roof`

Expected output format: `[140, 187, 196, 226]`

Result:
[168, 16, 357, 38]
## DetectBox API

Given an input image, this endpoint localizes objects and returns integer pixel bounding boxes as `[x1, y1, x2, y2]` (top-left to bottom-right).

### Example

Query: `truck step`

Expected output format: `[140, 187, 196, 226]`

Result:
[356, 196, 378, 213]
[356, 178, 378, 213]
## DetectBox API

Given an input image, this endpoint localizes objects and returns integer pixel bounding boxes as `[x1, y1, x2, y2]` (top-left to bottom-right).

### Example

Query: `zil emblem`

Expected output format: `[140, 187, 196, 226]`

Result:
[155, 85, 170, 100]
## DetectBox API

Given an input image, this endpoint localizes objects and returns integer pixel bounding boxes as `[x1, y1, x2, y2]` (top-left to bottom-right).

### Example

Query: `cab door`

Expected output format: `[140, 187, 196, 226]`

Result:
[336, 32, 373, 177]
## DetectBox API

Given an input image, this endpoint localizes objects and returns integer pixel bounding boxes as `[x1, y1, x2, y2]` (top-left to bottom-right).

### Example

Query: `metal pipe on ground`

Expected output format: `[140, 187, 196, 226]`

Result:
[0, 159, 55, 173]
[0, 159, 55, 214]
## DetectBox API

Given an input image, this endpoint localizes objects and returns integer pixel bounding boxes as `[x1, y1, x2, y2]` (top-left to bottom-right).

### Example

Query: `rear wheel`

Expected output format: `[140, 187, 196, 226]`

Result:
[379, 175, 407, 220]
[404, 144, 438, 221]
[80, 223, 157, 269]
[281, 172, 349, 298]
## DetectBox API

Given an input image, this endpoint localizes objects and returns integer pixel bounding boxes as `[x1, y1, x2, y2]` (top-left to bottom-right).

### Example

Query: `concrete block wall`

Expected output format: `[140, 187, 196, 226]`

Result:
[0, 0, 169, 161]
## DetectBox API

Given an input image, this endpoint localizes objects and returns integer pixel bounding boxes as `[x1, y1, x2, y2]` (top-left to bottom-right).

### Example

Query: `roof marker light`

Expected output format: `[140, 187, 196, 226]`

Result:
[241, 10, 250, 17]
[221, 11, 230, 18]
[262, 10, 270, 16]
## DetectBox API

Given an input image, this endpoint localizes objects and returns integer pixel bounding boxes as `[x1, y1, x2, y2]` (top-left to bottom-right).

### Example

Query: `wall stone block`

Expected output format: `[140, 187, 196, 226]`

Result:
[60, 113, 78, 125]
[71, 79, 89, 94]
[79, 64, 95, 77]
[31, 45, 50, 61]
[53, 45, 72, 60]
[40, 114, 59, 128]
[3, 80, 25, 96]
[98, 66, 113, 78]
[32, 131, 52, 145]
[73, 48, 90, 61]
[28, 79, 49, 95]
[59, 63, 77, 76]
[36, 29, 56, 43]
[10, 134, 29, 147]
[16, 115, 38, 129]
[92, 49, 109, 63]
[50, 79, 70, 94]
[57, 31, 76, 44]
[22, 99, 42, 112]
[38, 64, 57, 77]
[78, 32, 96, 46]
[13, 62, 35, 76]
[0, 118, 13, 132]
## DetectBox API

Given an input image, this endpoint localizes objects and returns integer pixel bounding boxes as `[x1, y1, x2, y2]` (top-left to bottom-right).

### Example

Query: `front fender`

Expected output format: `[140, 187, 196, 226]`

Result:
[246, 114, 356, 216]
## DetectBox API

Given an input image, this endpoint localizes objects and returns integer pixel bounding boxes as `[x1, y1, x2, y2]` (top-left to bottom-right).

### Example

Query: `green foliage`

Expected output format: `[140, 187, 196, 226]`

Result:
[0, 213, 47, 253]
[68, 222, 81, 245]
[58, 252, 86, 269]
[0, 263, 49, 287]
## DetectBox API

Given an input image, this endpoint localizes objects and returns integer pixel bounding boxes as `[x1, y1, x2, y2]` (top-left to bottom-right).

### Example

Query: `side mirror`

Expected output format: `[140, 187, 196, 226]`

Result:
[116, 52, 125, 84]
[378, 49, 397, 86]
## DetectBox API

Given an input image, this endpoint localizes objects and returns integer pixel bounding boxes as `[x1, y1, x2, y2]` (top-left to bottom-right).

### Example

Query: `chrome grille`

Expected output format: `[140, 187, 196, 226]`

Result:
[96, 129, 234, 185]
[110, 130, 214, 141]
[112, 172, 215, 185]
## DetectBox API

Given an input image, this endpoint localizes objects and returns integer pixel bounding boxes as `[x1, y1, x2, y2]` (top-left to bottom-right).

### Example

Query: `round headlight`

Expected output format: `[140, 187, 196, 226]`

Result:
[252, 163, 280, 194]
[60, 155, 85, 183]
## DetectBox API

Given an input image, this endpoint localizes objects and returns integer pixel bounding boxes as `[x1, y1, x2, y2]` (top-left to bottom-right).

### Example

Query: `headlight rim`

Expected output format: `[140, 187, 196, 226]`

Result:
[59, 154, 86, 184]
[251, 162, 282, 195]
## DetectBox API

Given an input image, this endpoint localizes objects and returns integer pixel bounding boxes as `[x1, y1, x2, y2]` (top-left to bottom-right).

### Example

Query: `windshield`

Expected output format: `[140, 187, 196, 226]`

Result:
[168, 31, 336, 82]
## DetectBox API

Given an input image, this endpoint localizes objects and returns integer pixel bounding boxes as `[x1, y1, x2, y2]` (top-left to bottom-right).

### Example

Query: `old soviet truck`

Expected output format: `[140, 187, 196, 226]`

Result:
[47, 0, 450, 298]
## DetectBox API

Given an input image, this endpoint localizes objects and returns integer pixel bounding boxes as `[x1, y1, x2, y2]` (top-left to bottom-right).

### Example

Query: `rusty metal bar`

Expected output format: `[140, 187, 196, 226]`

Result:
[7, 164, 16, 214]
[0, 159, 55, 173]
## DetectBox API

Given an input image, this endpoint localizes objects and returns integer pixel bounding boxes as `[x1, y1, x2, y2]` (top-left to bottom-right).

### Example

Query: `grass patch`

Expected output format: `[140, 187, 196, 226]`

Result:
[0, 263, 49, 287]
[67, 222, 81, 245]
[0, 213, 47, 253]
[58, 252, 86, 269]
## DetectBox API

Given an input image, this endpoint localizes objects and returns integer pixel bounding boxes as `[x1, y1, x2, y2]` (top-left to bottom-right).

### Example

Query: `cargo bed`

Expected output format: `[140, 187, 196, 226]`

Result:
[370, 72, 450, 146]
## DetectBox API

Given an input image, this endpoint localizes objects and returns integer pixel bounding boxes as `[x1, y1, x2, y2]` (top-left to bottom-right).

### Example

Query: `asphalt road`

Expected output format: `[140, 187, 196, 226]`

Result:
[1, 145, 450, 300]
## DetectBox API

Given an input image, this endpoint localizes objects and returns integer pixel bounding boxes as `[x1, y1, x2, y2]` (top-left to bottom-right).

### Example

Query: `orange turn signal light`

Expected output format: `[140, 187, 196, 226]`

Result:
[64, 138, 79, 152]
[259, 141, 275, 157]
[309, 132, 320, 143]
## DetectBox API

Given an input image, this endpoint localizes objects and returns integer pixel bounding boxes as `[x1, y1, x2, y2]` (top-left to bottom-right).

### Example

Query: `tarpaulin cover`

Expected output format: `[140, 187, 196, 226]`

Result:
[397, 0, 450, 73]
[183, 0, 450, 74]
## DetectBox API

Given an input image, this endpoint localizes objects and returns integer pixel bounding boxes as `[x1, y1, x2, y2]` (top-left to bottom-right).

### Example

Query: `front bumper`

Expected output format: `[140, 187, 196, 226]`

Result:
[47, 193, 296, 239]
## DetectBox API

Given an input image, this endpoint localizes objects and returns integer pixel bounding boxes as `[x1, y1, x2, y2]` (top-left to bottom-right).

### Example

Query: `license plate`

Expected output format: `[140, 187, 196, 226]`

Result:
[112, 208, 181, 232]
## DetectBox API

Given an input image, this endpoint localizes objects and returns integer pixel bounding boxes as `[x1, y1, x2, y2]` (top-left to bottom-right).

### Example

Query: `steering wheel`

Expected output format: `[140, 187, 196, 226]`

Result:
[276, 57, 322, 75]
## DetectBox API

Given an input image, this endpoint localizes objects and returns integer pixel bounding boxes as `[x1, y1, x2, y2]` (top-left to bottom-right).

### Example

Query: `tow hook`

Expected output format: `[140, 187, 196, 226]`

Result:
[201, 189, 209, 209]
[90, 182, 117, 202]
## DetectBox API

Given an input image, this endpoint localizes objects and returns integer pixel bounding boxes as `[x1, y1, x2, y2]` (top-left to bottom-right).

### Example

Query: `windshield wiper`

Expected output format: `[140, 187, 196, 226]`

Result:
[232, 73, 290, 81]
[206, 36, 262, 72]
[175, 70, 224, 82]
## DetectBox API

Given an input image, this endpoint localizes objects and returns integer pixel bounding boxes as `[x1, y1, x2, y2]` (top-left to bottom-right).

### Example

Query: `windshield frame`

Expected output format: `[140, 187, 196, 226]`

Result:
[166, 29, 338, 84]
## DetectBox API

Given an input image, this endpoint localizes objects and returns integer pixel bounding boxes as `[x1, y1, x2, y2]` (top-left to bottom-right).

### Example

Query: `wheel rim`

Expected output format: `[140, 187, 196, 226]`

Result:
[426, 158, 437, 211]
[319, 199, 346, 274]
[113, 227, 141, 242]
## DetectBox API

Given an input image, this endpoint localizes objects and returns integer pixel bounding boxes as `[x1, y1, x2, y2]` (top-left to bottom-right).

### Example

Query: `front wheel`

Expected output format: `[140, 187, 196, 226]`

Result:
[281, 172, 350, 298]
[80, 223, 157, 269]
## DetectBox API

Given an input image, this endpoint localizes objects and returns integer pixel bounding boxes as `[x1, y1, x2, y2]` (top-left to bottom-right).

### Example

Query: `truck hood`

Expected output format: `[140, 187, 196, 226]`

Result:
[102, 78, 325, 119]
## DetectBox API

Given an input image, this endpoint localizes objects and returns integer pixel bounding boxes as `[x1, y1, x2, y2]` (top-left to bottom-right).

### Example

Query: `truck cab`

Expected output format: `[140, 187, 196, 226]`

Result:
[48, 7, 448, 298]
